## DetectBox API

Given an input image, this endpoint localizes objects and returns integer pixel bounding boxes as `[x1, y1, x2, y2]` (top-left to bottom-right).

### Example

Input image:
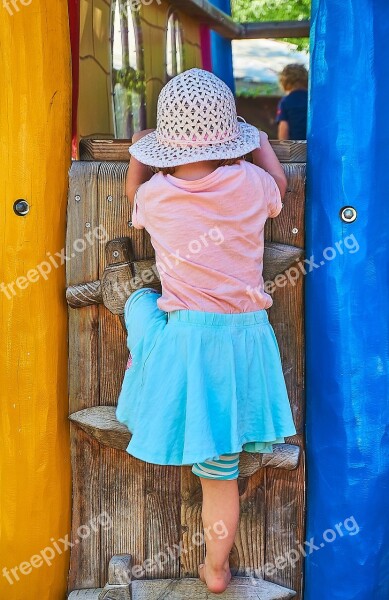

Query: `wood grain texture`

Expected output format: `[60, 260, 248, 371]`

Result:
[265, 163, 306, 599]
[69, 406, 300, 474]
[131, 575, 295, 599]
[79, 139, 306, 163]
[67, 162, 102, 593]
[68, 590, 103, 599]
[0, 4, 72, 598]
[66, 159, 305, 598]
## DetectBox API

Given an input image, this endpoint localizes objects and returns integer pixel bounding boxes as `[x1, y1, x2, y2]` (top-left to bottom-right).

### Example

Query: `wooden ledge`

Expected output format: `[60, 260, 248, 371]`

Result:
[69, 406, 300, 476]
[79, 138, 307, 163]
[68, 578, 295, 600]
[68, 554, 296, 599]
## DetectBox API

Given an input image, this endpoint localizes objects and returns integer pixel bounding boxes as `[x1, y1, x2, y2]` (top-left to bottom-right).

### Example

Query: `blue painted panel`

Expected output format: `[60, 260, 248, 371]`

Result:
[305, 1, 389, 598]
[208, 0, 235, 92]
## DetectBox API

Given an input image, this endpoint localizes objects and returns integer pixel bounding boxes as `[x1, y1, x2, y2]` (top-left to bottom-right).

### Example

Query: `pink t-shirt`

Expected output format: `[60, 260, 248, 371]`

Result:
[132, 160, 282, 313]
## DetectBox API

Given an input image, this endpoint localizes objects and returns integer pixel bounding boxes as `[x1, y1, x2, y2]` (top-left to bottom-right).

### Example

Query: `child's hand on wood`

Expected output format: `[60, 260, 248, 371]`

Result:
[126, 130, 156, 204]
[252, 130, 287, 200]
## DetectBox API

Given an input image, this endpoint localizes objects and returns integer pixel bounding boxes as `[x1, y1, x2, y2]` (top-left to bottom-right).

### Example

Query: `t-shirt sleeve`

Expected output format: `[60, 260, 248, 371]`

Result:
[131, 185, 146, 230]
[275, 97, 288, 123]
[263, 170, 283, 218]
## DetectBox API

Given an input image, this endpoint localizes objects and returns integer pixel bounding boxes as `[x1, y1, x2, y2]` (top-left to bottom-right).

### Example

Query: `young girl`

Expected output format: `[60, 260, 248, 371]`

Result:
[116, 68, 297, 594]
[276, 63, 308, 141]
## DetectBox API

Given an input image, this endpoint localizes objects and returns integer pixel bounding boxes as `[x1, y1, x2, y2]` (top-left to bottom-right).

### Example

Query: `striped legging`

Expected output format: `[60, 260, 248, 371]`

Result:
[191, 453, 240, 480]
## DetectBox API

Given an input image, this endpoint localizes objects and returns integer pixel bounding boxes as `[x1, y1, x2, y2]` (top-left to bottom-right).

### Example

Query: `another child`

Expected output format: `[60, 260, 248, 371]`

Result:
[116, 68, 297, 594]
[276, 63, 308, 140]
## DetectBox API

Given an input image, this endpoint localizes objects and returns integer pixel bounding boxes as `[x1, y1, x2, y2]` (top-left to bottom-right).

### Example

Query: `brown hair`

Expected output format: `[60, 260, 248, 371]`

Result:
[151, 156, 245, 176]
[279, 63, 308, 91]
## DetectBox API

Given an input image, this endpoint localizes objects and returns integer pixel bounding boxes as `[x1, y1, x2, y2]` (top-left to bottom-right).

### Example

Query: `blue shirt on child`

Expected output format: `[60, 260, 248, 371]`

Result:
[275, 89, 308, 140]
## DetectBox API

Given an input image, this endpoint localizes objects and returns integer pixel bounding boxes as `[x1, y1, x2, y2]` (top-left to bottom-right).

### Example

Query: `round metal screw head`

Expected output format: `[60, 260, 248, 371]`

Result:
[340, 206, 357, 223]
[13, 199, 30, 216]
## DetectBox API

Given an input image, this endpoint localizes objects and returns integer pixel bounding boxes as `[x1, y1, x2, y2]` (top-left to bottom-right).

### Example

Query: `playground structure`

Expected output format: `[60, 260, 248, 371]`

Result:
[0, 1, 388, 600]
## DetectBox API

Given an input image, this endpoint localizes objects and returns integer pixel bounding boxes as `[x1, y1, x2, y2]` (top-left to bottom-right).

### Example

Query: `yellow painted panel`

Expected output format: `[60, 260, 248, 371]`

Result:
[0, 2, 72, 599]
[79, 58, 114, 137]
[92, 0, 111, 70]
[141, 2, 202, 128]
[80, 0, 95, 56]
[79, 0, 113, 139]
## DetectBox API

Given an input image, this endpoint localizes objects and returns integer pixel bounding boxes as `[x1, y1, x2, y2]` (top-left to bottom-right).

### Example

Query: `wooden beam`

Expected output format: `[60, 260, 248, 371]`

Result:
[79, 139, 307, 163]
[168, 0, 243, 39]
[69, 406, 301, 475]
[240, 20, 310, 39]
[158, 1, 310, 40]
[131, 576, 296, 599]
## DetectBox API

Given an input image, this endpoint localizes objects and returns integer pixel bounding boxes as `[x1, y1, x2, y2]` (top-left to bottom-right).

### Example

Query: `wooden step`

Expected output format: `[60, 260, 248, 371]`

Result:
[69, 406, 300, 475]
[79, 138, 307, 163]
[68, 590, 103, 599]
[130, 576, 296, 599]
[68, 555, 296, 600]
[66, 238, 304, 315]
[68, 577, 296, 600]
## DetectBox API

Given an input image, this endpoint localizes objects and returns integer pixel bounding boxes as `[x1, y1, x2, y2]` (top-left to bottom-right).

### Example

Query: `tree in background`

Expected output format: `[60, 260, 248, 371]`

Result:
[231, 0, 310, 51]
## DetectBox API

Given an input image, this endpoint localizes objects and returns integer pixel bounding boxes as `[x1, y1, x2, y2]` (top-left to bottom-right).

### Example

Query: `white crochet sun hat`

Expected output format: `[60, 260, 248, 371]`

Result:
[129, 68, 261, 168]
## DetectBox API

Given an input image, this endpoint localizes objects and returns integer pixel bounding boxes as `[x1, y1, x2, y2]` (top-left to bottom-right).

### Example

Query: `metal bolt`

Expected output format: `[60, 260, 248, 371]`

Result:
[340, 206, 357, 223]
[128, 221, 133, 227]
[113, 251, 119, 258]
[75, 195, 81, 202]
[107, 195, 113, 202]
[292, 228, 299, 234]
[13, 199, 30, 216]
[85, 222, 91, 228]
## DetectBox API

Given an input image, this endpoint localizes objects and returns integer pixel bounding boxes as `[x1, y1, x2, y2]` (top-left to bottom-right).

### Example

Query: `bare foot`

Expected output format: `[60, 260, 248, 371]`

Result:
[198, 557, 232, 594]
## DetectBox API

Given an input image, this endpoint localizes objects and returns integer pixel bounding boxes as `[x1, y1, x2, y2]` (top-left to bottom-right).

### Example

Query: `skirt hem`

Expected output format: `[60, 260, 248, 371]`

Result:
[124, 429, 297, 466]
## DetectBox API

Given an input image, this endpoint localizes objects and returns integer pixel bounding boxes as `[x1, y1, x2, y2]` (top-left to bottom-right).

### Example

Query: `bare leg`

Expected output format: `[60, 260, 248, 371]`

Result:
[197, 478, 240, 594]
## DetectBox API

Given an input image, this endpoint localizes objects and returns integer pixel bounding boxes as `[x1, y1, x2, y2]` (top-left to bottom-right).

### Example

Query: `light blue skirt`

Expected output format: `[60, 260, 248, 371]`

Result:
[116, 288, 297, 466]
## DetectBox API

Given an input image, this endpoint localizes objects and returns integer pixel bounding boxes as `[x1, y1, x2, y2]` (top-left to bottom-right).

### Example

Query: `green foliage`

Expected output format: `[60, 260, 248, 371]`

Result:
[231, 0, 310, 22]
[113, 67, 145, 96]
[231, 0, 311, 51]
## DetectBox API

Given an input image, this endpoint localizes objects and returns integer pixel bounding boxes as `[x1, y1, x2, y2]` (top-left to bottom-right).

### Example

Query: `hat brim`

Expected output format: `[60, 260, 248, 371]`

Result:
[128, 123, 260, 168]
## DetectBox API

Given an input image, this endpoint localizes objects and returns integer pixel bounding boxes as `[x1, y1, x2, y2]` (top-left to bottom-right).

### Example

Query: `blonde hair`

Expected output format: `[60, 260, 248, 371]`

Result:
[151, 157, 246, 176]
[279, 64, 308, 91]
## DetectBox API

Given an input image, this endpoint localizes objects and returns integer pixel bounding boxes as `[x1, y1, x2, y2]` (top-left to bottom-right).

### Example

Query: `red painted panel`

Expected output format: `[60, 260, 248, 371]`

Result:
[68, 0, 80, 159]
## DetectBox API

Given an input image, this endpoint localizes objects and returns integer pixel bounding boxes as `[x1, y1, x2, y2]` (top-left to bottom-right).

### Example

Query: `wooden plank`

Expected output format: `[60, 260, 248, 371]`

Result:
[100, 447, 147, 586]
[180, 467, 205, 577]
[240, 21, 310, 39]
[79, 139, 306, 163]
[264, 163, 306, 599]
[145, 463, 181, 578]
[66, 162, 102, 593]
[68, 590, 103, 599]
[69, 405, 300, 472]
[233, 471, 267, 577]
[97, 162, 143, 406]
[80, 139, 133, 162]
[131, 575, 296, 599]
[66, 156, 306, 593]
[269, 142, 307, 164]
[96, 161, 147, 586]
[168, 0, 243, 39]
